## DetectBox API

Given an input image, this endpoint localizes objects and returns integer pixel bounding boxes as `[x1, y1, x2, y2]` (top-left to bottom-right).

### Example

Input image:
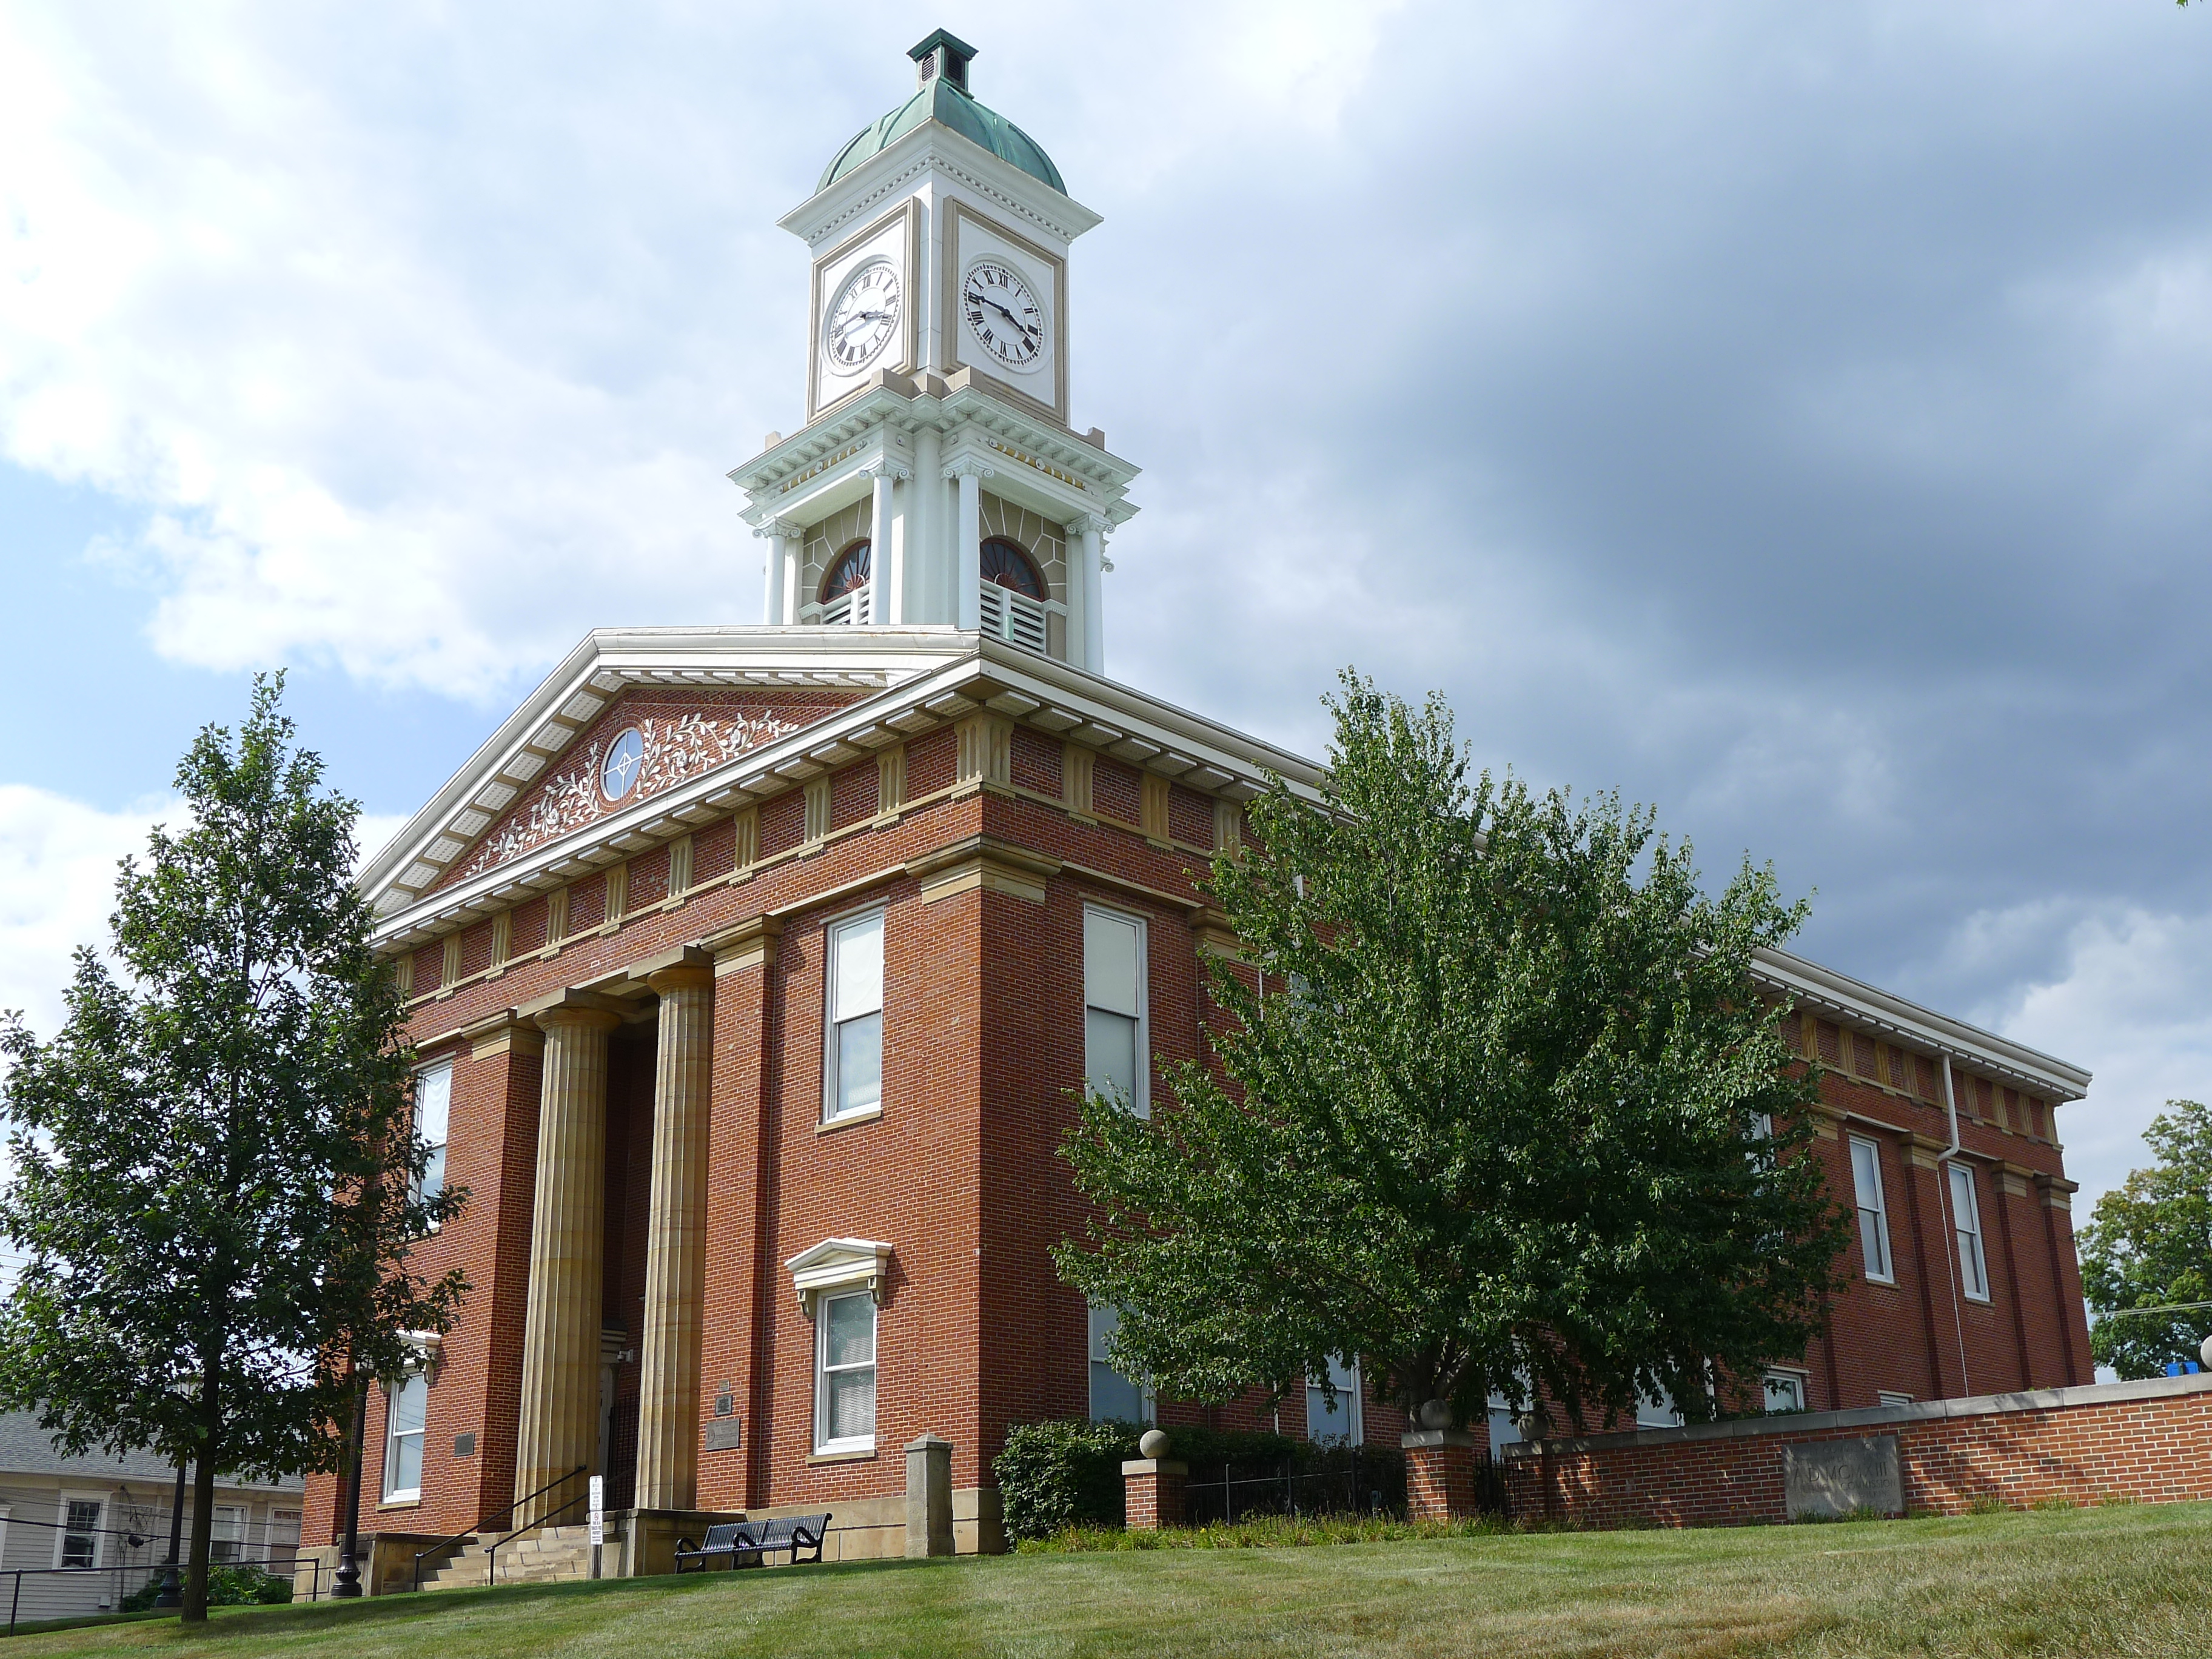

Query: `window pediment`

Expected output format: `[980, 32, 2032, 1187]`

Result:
[786, 1237, 894, 1317]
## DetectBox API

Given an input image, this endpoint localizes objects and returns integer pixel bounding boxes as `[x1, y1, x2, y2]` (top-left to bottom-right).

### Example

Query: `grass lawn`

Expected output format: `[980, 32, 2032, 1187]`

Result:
[10, 1503, 2212, 1658]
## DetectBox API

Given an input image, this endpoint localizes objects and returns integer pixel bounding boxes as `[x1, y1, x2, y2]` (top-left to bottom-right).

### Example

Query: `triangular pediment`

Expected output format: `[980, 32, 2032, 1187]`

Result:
[359, 627, 979, 920]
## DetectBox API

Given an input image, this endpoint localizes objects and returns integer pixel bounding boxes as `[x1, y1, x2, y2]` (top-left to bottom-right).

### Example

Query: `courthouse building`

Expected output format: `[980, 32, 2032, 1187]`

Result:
[302, 33, 2097, 1579]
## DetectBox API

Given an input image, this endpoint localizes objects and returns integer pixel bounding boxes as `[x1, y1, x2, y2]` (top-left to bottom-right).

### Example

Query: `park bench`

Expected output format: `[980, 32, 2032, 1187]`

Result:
[674, 1513, 832, 1572]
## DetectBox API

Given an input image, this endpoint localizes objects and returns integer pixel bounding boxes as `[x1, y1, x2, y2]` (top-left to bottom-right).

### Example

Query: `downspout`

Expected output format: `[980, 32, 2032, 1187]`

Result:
[1938, 1055, 1971, 1398]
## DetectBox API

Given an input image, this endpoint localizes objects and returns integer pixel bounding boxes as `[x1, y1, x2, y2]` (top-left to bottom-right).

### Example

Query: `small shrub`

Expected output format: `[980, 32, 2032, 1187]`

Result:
[994, 1419, 1142, 1541]
[120, 1562, 292, 1612]
[1967, 1495, 2008, 1516]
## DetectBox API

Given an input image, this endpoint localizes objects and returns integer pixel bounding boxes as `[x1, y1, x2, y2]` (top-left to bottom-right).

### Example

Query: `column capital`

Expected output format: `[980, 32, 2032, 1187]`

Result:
[752, 518, 805, 541]
[863, 458, 911, 482]
[942, 455, 995, 481]
[1067, 511, 1111, 537]
[646, 964, 714, 997]
[526, 989, 626, 1033]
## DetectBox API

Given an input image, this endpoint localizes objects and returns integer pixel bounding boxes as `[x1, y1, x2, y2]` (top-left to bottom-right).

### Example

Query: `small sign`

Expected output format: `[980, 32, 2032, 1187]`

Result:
[587, 1474, 605, 1546]
[705, 1417, 743, 1452]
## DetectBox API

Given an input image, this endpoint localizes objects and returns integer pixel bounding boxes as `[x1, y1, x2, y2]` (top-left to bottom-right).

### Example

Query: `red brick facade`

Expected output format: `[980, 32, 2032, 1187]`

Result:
[310, 645, 2094, 1560]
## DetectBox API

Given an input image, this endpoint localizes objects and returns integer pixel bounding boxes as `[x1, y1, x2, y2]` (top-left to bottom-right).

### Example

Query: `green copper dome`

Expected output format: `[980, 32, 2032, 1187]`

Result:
[818, 33, 1065, 196]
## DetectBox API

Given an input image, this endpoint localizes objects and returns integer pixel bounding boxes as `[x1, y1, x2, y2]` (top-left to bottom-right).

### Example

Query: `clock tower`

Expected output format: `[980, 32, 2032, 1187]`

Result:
[730, 30, 1138, 673]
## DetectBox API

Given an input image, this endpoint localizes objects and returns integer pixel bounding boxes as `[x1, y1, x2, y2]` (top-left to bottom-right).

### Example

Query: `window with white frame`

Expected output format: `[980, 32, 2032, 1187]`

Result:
[56, 1495, 102, 1569]
[1088, 1305, 1153, 1424]
[1762, 1371, 1808, 1412]
[1305, 1355, 1364, 1446]
[825, 910, 885, 1123]
[1949, 1162, 1991, 1301]
[383, 1372, 427, 1502]
[1635, 1385, 1684, 1429]
[1084, 907, 1147, 1118]
[210, 1504, 248, 1564]
[413, 1059, 452, 1214]
[815, 1290, 877, 1453]
[1848, 1136, 1894, 1284]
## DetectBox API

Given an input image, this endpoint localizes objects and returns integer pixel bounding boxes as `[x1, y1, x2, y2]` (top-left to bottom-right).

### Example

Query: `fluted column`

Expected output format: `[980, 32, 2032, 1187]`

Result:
[757, 519, 800, 627]
[513, 998, 622, 1527]
[634, 966, 715, 1512]
[866, 461, 908, 623]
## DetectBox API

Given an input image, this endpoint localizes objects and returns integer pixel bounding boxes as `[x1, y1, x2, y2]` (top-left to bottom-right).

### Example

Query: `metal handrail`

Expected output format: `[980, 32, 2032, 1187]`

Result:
[483, 1484, 589, 1588]
[411, 1465, 587, 1593]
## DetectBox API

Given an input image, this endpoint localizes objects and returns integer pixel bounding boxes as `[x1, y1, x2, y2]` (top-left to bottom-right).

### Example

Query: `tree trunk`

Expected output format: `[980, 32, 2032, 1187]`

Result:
[181, 1369, 221, 1624]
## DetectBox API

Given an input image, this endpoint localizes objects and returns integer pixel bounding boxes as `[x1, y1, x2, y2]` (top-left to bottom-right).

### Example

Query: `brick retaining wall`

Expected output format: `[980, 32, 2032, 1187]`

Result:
[1499, 1373, 2212, 1528]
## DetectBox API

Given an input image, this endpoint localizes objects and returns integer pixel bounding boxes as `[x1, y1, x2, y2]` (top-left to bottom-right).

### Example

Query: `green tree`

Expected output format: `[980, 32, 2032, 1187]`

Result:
[1056, 674, 1848, 1433]
[0, 676, 464, 1624]
[2082, 1100, 2212, 1379]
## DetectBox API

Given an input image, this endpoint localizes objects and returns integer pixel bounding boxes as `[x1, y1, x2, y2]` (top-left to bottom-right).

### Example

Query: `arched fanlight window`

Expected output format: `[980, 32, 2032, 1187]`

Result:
[820, 540, 872, 603]
[979, 537, 1045, 600]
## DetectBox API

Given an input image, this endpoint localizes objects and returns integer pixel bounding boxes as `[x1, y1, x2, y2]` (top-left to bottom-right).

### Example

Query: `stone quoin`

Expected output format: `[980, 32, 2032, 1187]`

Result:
[299, 30, 2097, 1580]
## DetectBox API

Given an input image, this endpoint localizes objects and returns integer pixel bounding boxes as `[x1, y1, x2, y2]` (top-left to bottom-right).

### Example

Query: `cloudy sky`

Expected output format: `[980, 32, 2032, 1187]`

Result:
[2, 0, 2210, 1248]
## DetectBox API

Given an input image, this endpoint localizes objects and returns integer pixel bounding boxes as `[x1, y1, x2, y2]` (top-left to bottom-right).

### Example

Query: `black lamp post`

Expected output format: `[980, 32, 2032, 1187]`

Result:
[332, 1376, 370, 1598]
[152, 1457, 189, 1609]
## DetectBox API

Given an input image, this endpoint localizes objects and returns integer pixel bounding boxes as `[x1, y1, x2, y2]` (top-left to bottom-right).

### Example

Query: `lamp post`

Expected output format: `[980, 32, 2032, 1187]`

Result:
[332, 1372, 370, 1598]
[152, 1458, 189, 1609]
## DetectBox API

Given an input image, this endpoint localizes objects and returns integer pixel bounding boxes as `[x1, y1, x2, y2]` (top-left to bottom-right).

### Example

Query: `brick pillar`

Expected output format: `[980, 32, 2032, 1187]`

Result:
[513, 995, 623, 1527]
[1122, 1459, 1187, 1530]
[698, 917, 780, 1513]
[634, 964, 715, 1512]
[1403, 1430, 1485, 1521]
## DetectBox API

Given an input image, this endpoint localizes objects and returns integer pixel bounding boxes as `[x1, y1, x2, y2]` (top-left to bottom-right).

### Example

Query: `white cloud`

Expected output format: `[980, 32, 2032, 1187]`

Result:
[1953, 902, 2212, 1220]
[0, 783, 168, 1038]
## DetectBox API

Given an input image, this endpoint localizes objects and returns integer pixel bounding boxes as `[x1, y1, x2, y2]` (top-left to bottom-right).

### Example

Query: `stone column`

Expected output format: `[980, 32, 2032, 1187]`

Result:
[946, 457, 992, 631]
[905, 1435, 954, 1557]
[1062, 517, 1090, 671]
[633, 966, 715, 1513]
[513, 997, 622, 1527]
[1075, 513, 1108, 672]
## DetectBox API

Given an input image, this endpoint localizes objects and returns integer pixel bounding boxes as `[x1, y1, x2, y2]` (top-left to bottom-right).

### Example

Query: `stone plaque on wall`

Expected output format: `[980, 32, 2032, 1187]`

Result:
[1783, 1435, 1902, 1518]
[704, 1417, 743, 1452]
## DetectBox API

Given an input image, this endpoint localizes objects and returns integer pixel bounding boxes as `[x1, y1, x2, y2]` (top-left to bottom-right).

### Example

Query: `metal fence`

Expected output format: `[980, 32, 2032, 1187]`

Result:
[1182, 1446, 1506, 1526]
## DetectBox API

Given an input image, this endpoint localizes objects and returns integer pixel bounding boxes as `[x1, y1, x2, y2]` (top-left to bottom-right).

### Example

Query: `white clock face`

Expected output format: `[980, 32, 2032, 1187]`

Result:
[825, 261, 902, 372]
[962, 260, 1045, 370]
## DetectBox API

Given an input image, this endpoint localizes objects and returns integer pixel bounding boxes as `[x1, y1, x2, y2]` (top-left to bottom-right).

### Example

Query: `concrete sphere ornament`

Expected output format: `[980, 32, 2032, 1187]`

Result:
[1415, 1399, 1453, 1431]
[1138, 1429, 1170, 1459]
[2201, 1332, 2212, 1370]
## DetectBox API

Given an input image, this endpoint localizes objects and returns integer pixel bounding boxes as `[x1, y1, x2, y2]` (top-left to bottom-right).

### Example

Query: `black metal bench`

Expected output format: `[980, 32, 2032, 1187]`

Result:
[674, 1513, 832, 1572]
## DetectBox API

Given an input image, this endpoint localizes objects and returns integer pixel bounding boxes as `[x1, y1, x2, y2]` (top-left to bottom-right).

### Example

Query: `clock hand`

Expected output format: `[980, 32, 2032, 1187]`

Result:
[979, 295, 1040, 340]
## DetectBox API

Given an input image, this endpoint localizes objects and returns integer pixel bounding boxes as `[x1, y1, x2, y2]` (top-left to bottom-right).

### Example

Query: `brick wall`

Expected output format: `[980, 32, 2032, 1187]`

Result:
[1501, 1374, 2212, 1528]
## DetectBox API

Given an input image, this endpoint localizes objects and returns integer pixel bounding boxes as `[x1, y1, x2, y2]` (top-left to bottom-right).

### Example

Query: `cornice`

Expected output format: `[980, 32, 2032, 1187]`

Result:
[777, 121, 1101, 249]
[1755, 945, 2093, 1104]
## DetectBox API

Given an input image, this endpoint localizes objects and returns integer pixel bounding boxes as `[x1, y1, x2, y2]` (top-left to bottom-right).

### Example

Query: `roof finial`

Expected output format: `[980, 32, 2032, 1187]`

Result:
[909, 28, 977, 93]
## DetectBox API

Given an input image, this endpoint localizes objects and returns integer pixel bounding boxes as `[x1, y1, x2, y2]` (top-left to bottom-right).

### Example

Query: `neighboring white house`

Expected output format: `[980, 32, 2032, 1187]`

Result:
[0, 1413, 304, 1626]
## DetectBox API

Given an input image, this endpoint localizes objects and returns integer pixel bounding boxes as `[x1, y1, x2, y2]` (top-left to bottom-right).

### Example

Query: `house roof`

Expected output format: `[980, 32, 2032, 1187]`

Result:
[0, 1412, 302, 1492]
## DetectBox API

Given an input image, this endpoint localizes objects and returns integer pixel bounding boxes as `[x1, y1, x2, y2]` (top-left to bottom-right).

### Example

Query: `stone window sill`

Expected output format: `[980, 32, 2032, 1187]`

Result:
[818, 1106, 883, 1134]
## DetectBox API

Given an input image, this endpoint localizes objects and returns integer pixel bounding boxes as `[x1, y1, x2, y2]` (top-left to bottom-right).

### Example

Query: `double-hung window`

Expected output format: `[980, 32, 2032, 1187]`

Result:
[825, 910, 885, 1123]
[57, 1497, 101, 1569]
[1762, 1371, 1808, 1412]
[413, 1059, 452, 1214]
[1088, 1305, 1152, 1424]
[1084, 907, 1148, 1118]
[1949, 1163, 1990, 1301]
[383, 1372, 427, 1502]
[1305, 1355, 1364, 1446]
[1848, 1136, 1894, 1284]
[815, 1291, 877, 1453]
[210, 1504, 248, 1564]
